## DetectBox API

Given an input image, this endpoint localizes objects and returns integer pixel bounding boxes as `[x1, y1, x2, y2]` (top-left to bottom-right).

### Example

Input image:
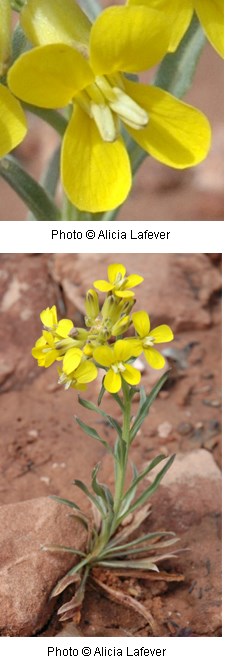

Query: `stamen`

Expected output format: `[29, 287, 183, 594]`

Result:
[109, 87, 149, 129]
[90, 103, 117, 142]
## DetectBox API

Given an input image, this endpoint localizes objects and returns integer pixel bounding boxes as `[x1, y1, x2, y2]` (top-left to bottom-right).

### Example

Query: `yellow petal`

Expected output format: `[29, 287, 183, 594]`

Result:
[122, 364, 141, 386]
[0, 84, 27, 158]
[195, 0, 224, 57]
[144, 348, 166, 369]
[127, 0, 193, 52]
[108, 263, 126, 283]
[114, 339, 139, 362]
[21, 0, 91, 50]
[74, 361, 98, 384]
[0, 0, 11, 75]
[125, 274, 144, 288]
[104, 368, 121, 393]
[123, 79, 211, 168]
[8, 45, 93, 108]
[93, 345, 115, 367]
[40, 305, 57, 328]
[90, 6, 170, 75]
[114, 289, 135, 298]
[63, 348, 83, 374]
[150, 325, 174, 343]
[55, 319, 74, 337]
[93, 280, 113, 292]
[61, 104, 131, 213]
[132, 311, 150, 338]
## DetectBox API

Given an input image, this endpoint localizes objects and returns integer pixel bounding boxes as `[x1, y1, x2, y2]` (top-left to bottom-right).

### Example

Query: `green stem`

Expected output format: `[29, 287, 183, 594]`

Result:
[112, 383, 131, 526]
[23, 104, 67, 137]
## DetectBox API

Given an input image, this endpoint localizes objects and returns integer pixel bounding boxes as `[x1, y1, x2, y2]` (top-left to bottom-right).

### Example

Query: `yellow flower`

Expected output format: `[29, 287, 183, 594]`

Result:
[8, 0, 211, 212]
[93, 263, 143, 298]
[132, 311, 174, 369]
[93, 340, 141, 393]
[58, 360, 98, 391]
[32, 305, 87, 368]
[128, 0, 224, 58]
[0, 84, 27, 159]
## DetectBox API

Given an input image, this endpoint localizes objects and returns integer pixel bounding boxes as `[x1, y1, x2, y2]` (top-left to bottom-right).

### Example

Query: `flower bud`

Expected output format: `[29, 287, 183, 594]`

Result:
[0, 0, 11, 76]
[111, 316, 131, 336]
[85, 289, 100, 322]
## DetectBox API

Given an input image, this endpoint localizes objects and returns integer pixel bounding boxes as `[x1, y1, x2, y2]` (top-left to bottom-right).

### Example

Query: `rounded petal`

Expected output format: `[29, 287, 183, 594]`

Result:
[93, 280, 113, 292]
[195, 0, 224, 57]
[125, 274, 144, 288]
[114, 289, 135, 298]
[8, 45, 93, 108]
[63, 348, 83, 374]
[40, 305, 57, 328]
[55, 319, 74, 337]
[61, 104, 131, 213]
[21, 0, 91, 49]
[127, 0, 193, 52]
[150, 325, 174, 343]
[93, 345, 116, 367]
[114, 339, 139, 362]
[0, 84, 27, 158]
[122, 364, 141, 386]
[104, 368, 121, 393]
[108, 263, 126, 283]
[144, 347, 166, 370]
[90, 6, 170, 75]
[132, 311, 150, 338]
[123, 80, 211, 168]
[74, 361, 98, 384]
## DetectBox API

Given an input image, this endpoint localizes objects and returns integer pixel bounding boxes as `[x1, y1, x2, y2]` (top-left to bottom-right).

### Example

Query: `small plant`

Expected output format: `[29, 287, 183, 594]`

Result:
[32, 263, 178, 628]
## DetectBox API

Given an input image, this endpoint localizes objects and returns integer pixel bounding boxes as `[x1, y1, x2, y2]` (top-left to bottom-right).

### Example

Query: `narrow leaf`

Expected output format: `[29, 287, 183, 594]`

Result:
[130, 371, 170, 442]
[154, 14, 206, 99]
[126, 454, 176, 516]
[119, 454, 166, 514]
[0, 155, 61, 220]
[73, 479, 106, 517]
[75, 417, 114, 456]
[78, 396, 122, 438]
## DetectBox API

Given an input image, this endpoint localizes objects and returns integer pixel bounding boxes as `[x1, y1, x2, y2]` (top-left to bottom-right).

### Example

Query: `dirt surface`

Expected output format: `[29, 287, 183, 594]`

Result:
[0, 253, 222, 636]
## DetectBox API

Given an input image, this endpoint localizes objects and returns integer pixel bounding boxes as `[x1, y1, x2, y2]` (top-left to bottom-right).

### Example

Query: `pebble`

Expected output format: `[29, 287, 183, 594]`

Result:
[26, 429, 38, 443]
[157, 421, 173, 439]
[177, 422, 193, 436]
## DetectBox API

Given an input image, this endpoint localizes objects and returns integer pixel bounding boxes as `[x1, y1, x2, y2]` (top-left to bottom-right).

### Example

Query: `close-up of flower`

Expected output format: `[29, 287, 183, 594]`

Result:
[7, 0, 211, 213]
[128, 0, 224, 58]
[132, 310, 174, 368]
[93, 339, 141, 393]
[58, 359, 98, 391]
[93, 263, 144, 298]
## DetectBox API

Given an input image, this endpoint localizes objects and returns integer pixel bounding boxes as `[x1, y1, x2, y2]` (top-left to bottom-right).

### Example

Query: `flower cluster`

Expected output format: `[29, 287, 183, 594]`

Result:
[32, 264, 174, 393]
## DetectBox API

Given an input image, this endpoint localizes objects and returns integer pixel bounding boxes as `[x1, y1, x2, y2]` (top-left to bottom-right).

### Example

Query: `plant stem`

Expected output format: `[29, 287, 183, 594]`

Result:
[111, 383, 131, 528]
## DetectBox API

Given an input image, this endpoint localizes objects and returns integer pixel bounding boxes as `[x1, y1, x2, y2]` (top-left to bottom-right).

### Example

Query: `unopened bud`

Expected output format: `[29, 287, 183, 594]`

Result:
[111, 316, 131, 336]
[85, 289, 99, 321]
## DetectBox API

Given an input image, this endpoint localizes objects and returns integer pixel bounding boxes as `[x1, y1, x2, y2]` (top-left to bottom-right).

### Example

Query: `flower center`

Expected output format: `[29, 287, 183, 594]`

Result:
[143, 335, 154, 348]
[75, 74, 149, 142]
[111, 362, 126, 373]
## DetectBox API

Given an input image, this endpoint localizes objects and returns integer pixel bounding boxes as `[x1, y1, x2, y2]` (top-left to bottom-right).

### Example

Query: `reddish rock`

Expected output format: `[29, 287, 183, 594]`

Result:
[0, 497, 87, 636]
